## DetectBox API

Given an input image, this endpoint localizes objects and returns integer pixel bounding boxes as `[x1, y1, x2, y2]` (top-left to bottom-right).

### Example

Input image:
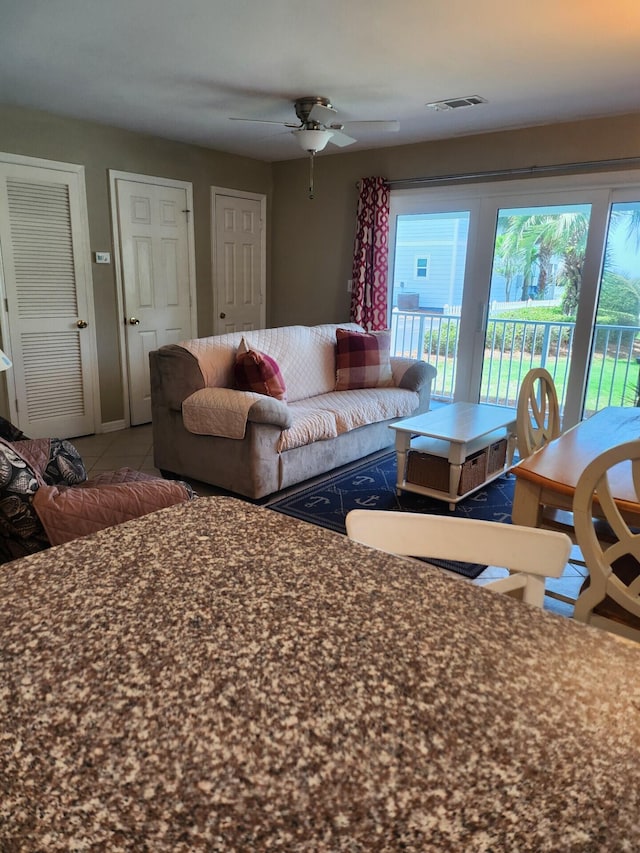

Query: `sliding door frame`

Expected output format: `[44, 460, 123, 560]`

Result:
[389, 169, 640, 428]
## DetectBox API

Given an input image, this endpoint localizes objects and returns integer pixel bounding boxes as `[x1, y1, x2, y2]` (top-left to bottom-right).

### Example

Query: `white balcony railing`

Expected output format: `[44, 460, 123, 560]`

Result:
[390, 309, 640, 415]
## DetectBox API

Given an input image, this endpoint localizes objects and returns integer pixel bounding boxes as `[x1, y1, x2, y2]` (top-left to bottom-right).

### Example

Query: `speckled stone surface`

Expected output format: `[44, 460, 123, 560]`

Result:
[2, 497, 640, 852]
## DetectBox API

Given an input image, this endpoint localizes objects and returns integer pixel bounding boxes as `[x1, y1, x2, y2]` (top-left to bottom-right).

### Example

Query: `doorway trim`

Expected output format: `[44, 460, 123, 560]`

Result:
[211, 186, 267, 332]
[109, 170, 197, 427]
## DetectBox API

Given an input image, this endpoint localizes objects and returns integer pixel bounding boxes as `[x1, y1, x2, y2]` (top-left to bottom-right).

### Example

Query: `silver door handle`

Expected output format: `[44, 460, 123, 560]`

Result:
[219, 312, 226, 319]
[129, 317, 140, 325]
[77, 320, 88, 329]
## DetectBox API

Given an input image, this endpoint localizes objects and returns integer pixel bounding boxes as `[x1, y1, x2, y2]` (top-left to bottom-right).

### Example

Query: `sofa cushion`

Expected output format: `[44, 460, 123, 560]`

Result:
[335, 328, 394, 391]
[87, 468, 167, 485]
[277, 406, 338, 452]
[234, 337, 287, 401]
[330, 388, 419, 433]
[33, 479, 194, 546]
[83, 468, 194, 500]
[277, 388, 419, 452]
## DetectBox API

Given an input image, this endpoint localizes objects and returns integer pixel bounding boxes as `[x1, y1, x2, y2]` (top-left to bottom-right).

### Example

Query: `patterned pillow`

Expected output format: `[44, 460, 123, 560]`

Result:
[234, 337, 287, 401]
[43, 438, 88, 485]
[14, 437, 88, 486]
[335, 328, 394, 391]
[0, 438, 48, 563]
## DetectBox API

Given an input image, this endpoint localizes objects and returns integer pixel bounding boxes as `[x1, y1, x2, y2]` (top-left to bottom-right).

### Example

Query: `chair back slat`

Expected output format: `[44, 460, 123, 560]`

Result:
[516, 367, 561, 457]
[573, 439, 640, 638]
[346, 510, 572, 609]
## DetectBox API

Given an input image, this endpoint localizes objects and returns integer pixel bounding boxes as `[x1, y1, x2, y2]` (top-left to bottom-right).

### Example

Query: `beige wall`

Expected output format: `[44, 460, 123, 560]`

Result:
[1, 105, 640, 429]
[0, 104, 272, 423]
[270, 112, 640, 327]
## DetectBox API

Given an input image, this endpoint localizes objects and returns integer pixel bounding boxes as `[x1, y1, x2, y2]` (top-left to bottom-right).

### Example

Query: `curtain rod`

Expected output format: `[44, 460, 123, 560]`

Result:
[384, 156, 640, 189]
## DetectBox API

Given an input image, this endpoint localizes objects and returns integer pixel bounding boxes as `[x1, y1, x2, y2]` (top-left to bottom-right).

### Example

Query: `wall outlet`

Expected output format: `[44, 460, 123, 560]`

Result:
[347, 279, 353, 292]
[94, 251, 111, 264]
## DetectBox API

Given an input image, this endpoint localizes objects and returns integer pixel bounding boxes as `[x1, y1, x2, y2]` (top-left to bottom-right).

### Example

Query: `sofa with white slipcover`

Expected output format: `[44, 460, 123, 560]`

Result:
[149, 322, 436, 499]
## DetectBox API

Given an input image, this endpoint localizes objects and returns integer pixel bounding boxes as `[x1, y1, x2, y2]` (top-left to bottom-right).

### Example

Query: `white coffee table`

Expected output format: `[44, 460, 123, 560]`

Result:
[390, 402, 517, 510]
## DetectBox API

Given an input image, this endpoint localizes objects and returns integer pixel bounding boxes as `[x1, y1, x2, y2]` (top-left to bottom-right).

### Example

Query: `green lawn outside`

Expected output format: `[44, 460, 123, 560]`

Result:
[417, 313, 640, 413]
[427, 350, 638, 413]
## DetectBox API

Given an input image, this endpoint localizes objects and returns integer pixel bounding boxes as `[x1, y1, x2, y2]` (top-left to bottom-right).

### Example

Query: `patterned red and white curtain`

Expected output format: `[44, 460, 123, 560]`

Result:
[350, 177, 390, 331]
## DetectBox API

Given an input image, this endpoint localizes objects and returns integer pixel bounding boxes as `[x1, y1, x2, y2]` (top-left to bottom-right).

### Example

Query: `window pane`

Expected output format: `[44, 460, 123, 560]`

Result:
[585, 201, 640, 413]
[416, 258, 428, 278]
[390, 212, 470, 401]
[481, 204, 591, 411]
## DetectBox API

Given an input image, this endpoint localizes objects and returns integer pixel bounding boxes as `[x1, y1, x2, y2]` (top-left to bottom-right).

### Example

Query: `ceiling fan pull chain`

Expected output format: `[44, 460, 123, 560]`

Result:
[309, 152, 315, 200]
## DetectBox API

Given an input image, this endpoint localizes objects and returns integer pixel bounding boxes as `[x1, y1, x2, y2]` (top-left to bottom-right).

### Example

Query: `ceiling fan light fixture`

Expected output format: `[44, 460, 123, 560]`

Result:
[293, 128, 333, 153]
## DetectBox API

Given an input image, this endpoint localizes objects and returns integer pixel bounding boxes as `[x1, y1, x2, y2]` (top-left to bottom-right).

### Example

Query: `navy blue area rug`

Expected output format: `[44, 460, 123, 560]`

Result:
[267, 451, 515, 579]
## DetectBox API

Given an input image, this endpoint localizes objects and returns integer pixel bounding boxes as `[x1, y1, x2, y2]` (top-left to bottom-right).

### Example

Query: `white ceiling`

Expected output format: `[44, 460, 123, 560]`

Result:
[2, 0, 640, 163]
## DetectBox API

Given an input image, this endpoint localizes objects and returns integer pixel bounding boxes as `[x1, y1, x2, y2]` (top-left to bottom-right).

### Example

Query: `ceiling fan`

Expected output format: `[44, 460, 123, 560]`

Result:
[230, 96, 399, 198]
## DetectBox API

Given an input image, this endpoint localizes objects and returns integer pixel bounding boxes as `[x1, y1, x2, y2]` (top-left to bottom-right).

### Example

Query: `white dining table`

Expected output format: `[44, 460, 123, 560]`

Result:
[512, 405, 640, 527]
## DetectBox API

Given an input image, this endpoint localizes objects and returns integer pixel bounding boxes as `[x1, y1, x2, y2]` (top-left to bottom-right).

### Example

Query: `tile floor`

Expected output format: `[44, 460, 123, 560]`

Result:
[72, 424, 586, 620]
[72, 423, 159, 479]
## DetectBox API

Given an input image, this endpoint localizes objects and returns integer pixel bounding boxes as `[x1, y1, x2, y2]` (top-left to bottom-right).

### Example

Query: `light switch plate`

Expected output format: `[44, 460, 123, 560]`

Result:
[94, 251, 111, 264]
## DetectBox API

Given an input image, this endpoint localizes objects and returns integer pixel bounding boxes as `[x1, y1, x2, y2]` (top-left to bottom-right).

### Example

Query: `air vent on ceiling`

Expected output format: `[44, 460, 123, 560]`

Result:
[426, 95, 488, 111]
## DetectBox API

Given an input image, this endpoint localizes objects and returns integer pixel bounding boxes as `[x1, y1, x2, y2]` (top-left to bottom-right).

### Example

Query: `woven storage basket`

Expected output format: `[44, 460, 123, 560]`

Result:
[406, 447, 488, 495]
[487, 438, 508, 475]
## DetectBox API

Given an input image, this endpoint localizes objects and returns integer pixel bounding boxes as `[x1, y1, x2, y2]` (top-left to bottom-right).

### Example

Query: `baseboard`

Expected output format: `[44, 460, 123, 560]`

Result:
[100, 419, 127, 434]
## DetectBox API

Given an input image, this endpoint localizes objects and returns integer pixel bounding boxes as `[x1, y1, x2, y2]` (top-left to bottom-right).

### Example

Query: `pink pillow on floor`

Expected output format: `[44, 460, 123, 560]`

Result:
[234, 337, 287, 401]
[335, 328, 394, 390]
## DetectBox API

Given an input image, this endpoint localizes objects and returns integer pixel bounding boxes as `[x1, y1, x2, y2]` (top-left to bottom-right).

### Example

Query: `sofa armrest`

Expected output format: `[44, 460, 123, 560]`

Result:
[150, 345, 205, 412]
[391, 357, 437, 393]
[247, 396, 293, 428]
[183, 387, 292, 439]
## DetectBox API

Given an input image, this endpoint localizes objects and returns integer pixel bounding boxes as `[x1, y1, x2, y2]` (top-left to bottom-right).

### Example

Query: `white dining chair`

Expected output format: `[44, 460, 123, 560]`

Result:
[515, 366, 586, 600]
[572, 439, 640, 643]
[516, 366, 562, 458]
[346, 510, 572, 609]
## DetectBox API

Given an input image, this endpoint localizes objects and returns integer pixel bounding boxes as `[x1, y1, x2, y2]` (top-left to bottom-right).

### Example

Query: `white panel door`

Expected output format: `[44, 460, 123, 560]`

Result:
[115, 178, 195, 424]
[213, 190, 265, 334]
[0, 160, 98, 438]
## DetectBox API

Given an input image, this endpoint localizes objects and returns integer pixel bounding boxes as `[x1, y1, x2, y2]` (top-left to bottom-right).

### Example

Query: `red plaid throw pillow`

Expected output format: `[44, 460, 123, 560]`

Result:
[234, 338, 287, 401]
[335, 328, 394, 391]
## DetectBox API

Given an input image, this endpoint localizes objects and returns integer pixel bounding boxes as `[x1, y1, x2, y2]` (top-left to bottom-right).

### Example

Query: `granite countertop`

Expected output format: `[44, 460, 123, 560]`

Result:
[2, 496, 640, 851]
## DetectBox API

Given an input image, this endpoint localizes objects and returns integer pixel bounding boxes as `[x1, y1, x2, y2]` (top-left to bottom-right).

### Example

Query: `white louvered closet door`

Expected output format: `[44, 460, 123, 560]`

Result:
[0, 160, 98, 438]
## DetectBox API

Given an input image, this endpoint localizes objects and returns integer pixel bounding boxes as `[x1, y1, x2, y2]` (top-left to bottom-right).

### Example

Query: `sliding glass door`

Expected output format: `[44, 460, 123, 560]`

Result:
[389, 209, 472, 399]
[585, 196, 640, 414]
[388, 171, 640, 428]
[481, 202, 592, 413]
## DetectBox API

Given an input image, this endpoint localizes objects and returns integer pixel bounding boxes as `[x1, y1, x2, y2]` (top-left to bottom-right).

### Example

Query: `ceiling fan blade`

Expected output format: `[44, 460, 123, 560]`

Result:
[308, 102, 338, 124]
[340, 120, 400, 133]
[229, 117, 299, 127]
[329, 129, 357, 148]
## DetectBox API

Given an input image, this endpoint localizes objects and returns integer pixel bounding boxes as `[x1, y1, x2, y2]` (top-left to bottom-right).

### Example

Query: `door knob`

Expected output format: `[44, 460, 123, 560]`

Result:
[129, 317, 140, 325]
[219, 312, 226, 319]
[76, 320, 88, 329]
